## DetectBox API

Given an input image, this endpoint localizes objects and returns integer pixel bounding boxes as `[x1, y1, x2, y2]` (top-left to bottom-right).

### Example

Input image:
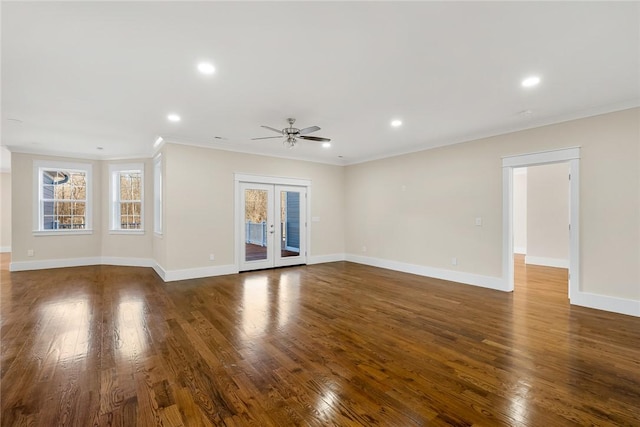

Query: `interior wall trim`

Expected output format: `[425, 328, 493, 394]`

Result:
[162, 264, 238, 282]
[9, 256, 154, 272]
[524, 255, 569, 269]
[572, 291, 640, 317]
[9, 254, 637, 317]
[345, 254, 508, 292]
[308, 253, 346, 265]
[502, 147, 581, 300]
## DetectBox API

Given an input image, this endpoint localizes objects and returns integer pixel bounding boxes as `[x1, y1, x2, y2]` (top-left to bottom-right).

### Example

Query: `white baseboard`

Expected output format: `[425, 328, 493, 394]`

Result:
[525, 255, 568, 269]
[101, 257, 154, 268]
[153, 262, 167, 281]
[9, 255, 238, 283]
[159, 254, 347, 282]
[8, 253, 637, 318]
[10, 257, 103, 272]
[163, 264, 238, 282]
[513, 246, 527, 255]
[571, 291, 640, 317]
[10, 256, 154, 272]
[308, 253, 346, 265]
[345, 254, 508, 292]
[0, 246, 11, 253]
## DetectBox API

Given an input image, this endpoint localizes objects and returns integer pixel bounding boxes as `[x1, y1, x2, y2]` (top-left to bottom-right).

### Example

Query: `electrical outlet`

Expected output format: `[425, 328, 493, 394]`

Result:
[475, 217, 482, 226]
[209, 254, 215, 261]
[451, 257, 457, 266]
[27, 249, 34, 257]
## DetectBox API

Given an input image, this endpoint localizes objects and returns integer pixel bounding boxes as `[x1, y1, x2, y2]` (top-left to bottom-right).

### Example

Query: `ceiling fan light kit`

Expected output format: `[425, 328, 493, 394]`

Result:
[252, 117, 331, 148]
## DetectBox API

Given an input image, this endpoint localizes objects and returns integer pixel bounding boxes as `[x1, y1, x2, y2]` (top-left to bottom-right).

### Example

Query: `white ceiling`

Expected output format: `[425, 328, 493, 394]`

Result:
[2, 2, 639, 167]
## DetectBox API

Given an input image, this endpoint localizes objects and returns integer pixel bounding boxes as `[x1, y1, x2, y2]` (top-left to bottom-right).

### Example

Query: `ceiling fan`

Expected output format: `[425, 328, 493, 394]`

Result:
[252, 118, 330, 148]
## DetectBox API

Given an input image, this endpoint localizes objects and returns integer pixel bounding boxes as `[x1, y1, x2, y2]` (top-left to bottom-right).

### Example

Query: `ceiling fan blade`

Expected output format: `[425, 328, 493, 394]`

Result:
[261, 125, 283, 134]
[251, 136, 283, 140]
[299, 126, 320, 135]
[299, 135, 331, 142]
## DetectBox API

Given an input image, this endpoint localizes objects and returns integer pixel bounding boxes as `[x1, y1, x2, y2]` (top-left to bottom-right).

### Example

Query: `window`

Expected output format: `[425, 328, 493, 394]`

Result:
[109, 163, 144, 232]
[34, 161, 92, 233]
[153, 155, 162, 235]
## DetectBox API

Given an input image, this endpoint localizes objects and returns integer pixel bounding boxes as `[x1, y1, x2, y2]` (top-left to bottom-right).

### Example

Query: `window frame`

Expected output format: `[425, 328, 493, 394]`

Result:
[109, 163, 145, 234]
[33, 160, 93, 235]
[153, 154, 163, 236]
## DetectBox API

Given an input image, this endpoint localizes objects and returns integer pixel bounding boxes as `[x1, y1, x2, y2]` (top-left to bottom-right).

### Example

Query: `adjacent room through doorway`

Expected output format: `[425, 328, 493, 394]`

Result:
[512, 163, 570, 300]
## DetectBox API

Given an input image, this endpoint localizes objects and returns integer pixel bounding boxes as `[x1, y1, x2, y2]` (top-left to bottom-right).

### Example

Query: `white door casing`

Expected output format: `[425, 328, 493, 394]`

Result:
[502, 147, 580, 299]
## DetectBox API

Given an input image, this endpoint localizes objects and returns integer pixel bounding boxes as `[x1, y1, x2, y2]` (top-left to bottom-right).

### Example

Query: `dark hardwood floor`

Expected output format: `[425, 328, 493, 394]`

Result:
[1, 253, 639, 426]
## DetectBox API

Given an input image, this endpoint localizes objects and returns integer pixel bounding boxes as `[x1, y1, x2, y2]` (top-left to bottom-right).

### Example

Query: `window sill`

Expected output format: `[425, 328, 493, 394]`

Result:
[109, 230, 145, 235]
[33, 229, 94, 236]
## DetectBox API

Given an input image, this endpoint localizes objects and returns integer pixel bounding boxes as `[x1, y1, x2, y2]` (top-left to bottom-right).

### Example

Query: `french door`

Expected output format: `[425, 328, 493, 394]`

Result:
[239, 183, 307, 271]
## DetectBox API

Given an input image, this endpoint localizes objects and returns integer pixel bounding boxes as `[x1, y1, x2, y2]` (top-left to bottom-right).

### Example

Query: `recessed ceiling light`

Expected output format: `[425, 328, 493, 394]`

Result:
[197, 62, 215, 75]
[97, 146, 104, 150]
[391, 119, 402, 127]
[322, 142, 331, 148]
[167, 114, 181, 122]
[521, 76, 541, 88]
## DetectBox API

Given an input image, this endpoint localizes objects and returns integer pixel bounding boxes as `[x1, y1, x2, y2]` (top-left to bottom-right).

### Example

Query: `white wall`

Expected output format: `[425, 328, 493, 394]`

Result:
[1, 172, 12, 252]
[513, 168, 527, 254]
[10, 153, 153, 268]
[11, 153, 103, 265]
[345, 108, 640, 302]
[7, 108, 639, 315]
[100, 158, 154, 261]
[8, 146, 345, 274]
[525, 162, 569, 268]
[161, 144, 345, 272]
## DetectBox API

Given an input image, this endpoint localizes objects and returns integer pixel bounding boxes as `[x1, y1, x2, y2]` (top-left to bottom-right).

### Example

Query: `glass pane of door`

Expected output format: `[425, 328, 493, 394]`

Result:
[239, 182, 305, 271]
[245, 189, 268, 262]
[280, 190, 300, 258]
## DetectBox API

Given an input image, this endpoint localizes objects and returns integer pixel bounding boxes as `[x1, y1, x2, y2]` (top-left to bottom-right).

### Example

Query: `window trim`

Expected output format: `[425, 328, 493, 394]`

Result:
[33, 160, 93, 234]
[153, 154, 163, 236]
[109, 163, 144, 234]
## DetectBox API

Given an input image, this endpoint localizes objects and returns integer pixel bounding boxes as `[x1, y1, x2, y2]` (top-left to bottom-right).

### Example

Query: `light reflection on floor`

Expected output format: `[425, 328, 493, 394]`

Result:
[242, 276, 270, 338]
[508, 380, 531, 424]
[241, 270, 302, 339]
[40, 297, 90, 362]
[316, 387, 340, 415]
[116, 297, 148, 359]
[278, 270, 300, 329]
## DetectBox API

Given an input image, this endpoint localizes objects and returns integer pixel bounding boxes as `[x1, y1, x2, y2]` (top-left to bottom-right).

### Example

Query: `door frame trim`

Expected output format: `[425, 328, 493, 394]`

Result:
[502, 147, 580, 300]
[234, 173, 311, 271]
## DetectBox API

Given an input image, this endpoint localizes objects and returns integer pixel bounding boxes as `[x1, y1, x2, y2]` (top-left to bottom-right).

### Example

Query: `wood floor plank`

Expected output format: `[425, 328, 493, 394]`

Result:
[1, 253, 639, 426]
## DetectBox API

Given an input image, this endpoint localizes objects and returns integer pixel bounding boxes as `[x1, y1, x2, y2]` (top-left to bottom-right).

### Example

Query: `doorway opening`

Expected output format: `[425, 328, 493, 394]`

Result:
[512, 164, 570, 299]
[502, 147, 580, 301]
